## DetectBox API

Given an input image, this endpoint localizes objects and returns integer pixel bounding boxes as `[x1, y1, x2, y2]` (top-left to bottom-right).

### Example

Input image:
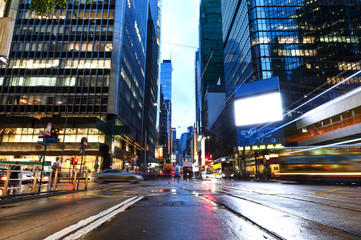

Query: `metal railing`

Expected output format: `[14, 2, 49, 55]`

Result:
[0, 164, 89, 198]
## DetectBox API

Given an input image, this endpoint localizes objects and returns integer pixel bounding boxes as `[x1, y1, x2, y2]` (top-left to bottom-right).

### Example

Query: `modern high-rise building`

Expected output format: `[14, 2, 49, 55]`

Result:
[143, 0, 161, 167]
[0, 0, 160, 171]
[158, 59, 172, 161]
[198, 0, 225, 160]
[199, 0, 361, 161]
[195, 49, 202, 134]
[160, 59, 172, 100]
[199, 0, 224, 134]
[222, 0, 361, 119]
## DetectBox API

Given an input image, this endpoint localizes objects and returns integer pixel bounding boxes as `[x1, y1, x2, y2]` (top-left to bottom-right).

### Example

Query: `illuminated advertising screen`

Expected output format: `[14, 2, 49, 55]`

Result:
[234, 92, 283, 126]
[235, 77, 285, 147]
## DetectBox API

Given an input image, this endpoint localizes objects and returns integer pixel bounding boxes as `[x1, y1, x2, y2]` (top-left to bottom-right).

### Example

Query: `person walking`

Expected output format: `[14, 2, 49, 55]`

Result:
[51, 157, 62, 188]
[174, 164, 181, 183]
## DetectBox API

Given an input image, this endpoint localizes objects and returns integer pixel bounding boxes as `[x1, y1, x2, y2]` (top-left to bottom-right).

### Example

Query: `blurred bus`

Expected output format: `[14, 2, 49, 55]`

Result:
[213, 157, 235, 179]
[182, 156, 193, 179]
[277, 146, 361, 184]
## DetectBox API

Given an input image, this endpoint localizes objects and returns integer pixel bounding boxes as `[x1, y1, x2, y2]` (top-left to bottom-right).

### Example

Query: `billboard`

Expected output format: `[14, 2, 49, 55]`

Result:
[234, 92, 283, 126]
[234, 77, 284, 147]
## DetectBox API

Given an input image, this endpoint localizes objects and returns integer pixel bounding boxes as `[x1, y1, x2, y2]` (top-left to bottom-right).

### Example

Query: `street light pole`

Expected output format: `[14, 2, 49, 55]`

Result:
[59, 103, 68, 163]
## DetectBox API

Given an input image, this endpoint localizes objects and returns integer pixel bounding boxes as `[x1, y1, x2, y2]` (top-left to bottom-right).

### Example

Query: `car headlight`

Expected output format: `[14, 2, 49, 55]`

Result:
[231, 174, 234, 177]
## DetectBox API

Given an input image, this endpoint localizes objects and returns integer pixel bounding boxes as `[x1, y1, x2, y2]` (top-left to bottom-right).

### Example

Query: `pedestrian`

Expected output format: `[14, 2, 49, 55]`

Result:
[51, 157, 62, 186]
[9, 161, 21, 194]
[173, 164, 181, 183]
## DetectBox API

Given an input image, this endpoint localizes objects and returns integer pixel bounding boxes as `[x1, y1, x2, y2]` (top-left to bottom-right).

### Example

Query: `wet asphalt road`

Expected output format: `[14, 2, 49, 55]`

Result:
[0, 178, 360, 240]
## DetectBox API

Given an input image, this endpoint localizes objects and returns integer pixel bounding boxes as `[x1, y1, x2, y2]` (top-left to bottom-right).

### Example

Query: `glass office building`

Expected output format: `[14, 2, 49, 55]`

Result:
[0, 0, 155, 170]
[158, 60, 172, 160]
[222, 0, 361, 118]
[160, 59, 172, 100]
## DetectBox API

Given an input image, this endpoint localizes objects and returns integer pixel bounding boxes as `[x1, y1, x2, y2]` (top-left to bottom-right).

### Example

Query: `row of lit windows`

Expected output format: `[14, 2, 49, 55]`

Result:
[320, 35, 359, 44]
[19, 7, 115, 20]
[17, 25, 113, 35]
[0, 76, 108, 87]
[2, 134, 105, 143]
[338, 62, 361, 71]
[251, 35, 358, 46]
[0, 128, 105, 143]
[11, 42, 112, 53]
[1, 95, 105, 106]
[278, 49, 317, 56]
[327, 76, 361, 85]
[10, 59, 111, 69]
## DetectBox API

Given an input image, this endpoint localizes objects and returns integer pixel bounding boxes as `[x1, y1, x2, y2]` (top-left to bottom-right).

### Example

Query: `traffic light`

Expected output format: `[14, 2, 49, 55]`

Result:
[205, 156, 209, 165]
[71, 157, 78, 165]
[51, 129, 59, 138]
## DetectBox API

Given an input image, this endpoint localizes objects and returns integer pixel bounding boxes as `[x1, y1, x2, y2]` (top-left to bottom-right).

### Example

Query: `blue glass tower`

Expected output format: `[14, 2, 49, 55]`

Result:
[158, 59, 172, 160]
[222, 0, 361, 118]
[160, 59, 172, 100]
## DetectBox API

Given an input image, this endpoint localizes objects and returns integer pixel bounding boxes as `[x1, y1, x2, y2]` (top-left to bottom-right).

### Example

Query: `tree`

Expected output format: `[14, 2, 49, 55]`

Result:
[4, 0, 91, 17]
[29, 0, 68, 16]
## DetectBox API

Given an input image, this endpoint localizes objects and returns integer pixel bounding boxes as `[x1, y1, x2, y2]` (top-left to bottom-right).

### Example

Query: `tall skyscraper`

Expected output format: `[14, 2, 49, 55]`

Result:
[0, 0, 160, 171]
[143, 0, 161, 167]
[199, 0, 225, 133]
[195, 49, 202, 134]
[160, 59, 172, 100]
[221, 0, 361, 119]
[158, 59, 172, 161]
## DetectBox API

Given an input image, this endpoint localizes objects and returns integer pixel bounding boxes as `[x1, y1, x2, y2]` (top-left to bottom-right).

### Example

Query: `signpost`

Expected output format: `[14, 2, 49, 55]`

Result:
[77, 137, 87, 190]
[37, 123, 60, 194]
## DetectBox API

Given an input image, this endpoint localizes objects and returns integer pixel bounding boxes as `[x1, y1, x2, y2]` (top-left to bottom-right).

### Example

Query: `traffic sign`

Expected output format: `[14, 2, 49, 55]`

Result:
[40, 130, 51, 136]
[44, 138, 59, 143]
[81, 137, 88, 150]
[37, 141, 50, 146]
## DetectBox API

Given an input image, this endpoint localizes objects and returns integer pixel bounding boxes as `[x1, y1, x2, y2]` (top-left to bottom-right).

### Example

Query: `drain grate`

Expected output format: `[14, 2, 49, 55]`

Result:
[154, 201, 183, 207]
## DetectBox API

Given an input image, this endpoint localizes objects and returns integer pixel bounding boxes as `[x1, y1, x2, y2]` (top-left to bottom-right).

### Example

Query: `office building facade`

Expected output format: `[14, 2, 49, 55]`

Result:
[222, 0, 361, 119]
[199, 0, 225, 133]
[0, 0, 160, 171]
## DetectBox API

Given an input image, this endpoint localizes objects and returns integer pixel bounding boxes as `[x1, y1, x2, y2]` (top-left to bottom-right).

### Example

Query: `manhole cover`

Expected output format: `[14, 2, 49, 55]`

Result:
[154, 201, 183, 207]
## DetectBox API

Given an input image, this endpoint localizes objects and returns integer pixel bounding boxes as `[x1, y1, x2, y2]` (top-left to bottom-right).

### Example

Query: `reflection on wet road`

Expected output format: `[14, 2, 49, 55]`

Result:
[1, 179, 360, 240]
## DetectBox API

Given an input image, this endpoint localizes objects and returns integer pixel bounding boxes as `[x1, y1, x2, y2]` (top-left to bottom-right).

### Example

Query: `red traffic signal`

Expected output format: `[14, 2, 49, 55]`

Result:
[205, 156, 209, 165]
[71, 157, 78, 165]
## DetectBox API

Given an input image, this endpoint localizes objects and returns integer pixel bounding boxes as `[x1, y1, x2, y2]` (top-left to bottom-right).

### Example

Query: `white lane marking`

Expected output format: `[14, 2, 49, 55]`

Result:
[43, 196, 140, 240]
[64, 196, 144, 240]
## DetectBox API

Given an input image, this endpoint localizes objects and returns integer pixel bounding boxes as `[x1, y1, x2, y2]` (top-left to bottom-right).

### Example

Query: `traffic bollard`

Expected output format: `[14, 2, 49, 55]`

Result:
[1, 166, 11, 198]
[32, 168, 39, 194]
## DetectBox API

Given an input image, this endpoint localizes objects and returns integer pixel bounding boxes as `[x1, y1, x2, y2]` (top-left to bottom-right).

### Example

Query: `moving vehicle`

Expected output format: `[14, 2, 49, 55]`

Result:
[0, 167, 7, 184]
[90, 169, 143, 183]
[276, 146, 361, 184]
[213, 157, 235, 178]
[182, 156, 193, 179]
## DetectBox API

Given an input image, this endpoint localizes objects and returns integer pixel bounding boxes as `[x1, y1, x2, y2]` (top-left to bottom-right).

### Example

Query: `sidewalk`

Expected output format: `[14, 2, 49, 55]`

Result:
[0, 181, 100, 205]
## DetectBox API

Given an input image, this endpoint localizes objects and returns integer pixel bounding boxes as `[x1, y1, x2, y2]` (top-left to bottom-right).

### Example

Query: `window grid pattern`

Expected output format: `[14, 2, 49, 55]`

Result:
[223, 0, 361, 118]
[0, 0, 115, 115]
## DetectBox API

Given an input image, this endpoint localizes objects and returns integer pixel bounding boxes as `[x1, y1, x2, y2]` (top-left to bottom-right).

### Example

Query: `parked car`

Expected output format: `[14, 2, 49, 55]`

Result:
[0, 168, 34, 184]
[90, 169, 143, 183]
[0, 167, 7, 184]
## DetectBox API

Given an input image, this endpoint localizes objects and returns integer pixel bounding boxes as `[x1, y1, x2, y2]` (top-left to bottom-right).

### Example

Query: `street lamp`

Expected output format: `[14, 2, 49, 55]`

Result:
[57, 101, 68, 163]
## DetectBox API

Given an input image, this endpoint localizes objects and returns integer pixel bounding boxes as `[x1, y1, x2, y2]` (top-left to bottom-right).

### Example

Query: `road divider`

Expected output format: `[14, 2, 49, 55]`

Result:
[44, 196, 144, 240]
